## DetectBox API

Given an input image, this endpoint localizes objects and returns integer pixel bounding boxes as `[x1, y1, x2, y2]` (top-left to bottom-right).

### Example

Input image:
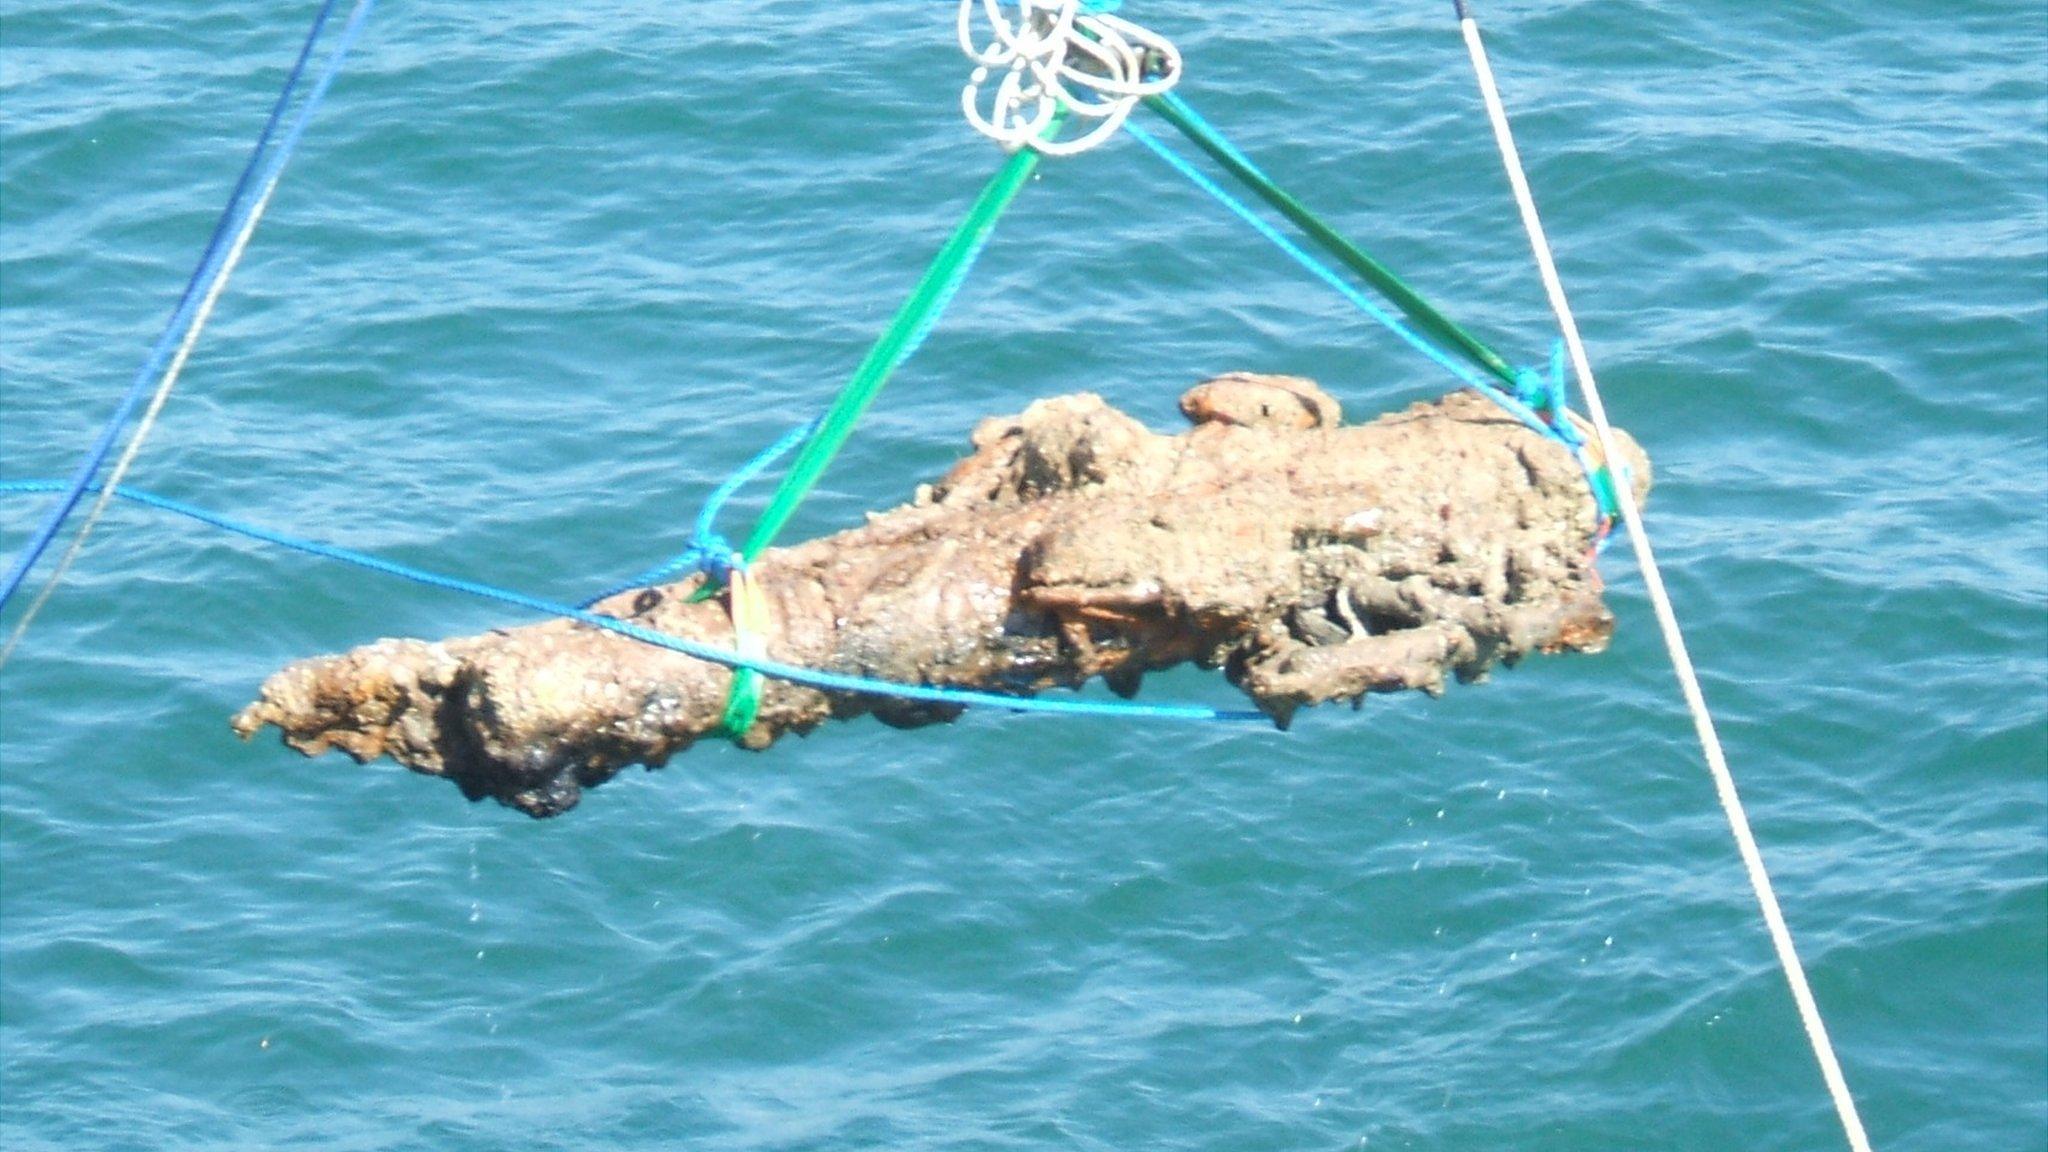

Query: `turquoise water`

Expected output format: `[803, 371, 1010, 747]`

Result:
[3, 1, 2043, 1147]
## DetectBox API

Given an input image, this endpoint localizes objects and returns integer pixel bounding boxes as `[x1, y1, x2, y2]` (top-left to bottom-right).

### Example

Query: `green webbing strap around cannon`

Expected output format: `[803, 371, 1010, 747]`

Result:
[714, 141, 1047, 739]
[1144, 91, 1521, 390]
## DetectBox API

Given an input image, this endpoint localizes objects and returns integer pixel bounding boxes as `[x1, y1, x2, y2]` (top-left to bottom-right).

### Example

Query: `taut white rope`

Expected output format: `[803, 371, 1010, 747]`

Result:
[957, 0, 1182, 156]
[1453, 9, 1873, 1151]
[0, 174, 286, 670]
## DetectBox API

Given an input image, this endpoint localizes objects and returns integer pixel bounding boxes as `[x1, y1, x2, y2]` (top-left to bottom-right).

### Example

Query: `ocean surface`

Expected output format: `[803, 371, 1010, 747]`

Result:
[2, 2, 2043, 1148]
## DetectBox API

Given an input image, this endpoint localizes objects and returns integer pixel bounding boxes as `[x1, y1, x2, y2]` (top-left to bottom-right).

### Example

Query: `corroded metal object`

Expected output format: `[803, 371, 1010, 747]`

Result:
[234, 374, 1649, 817]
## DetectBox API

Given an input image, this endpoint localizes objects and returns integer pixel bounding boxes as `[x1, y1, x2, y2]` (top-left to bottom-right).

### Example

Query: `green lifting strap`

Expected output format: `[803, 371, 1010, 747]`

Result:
[1144, 91, 1521, 390]
[742, 145, 1043, 559]
[720, 669, 763, 739]
[715, 141, 1047, 740]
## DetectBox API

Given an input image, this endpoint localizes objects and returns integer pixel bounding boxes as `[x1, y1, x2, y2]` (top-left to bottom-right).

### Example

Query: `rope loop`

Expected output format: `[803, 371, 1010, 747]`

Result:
[1128, 109, 1619, 550]
[578, 418, 817, 611]
[958, 0, 1182, 156]
[693, 537, 738, 587]
[1513, 340, 1582, 445]
[1511, 366, 1553, 420]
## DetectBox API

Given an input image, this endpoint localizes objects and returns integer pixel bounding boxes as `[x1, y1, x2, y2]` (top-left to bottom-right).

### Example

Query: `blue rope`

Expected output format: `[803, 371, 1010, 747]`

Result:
[578, 417, 820, 608]
[1124, 118, 1619, 541]
[896, 251, 982, 366]
[1149, 92, 1268, 181]
[1127, 123, 1500, 395]
[0, 0, 372, 614]
[0, 481, 1265, 725]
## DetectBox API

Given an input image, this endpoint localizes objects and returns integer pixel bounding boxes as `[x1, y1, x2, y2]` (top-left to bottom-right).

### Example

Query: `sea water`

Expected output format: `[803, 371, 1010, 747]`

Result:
[2, 2, 2043, 1148]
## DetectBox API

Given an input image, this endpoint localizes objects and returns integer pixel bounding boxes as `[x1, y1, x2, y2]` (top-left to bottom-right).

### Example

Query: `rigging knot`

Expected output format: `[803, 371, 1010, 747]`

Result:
[957, 0, 1182, 156]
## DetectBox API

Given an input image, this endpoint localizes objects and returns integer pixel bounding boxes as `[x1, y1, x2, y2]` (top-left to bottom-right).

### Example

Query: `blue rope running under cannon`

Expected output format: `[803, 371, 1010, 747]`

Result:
[0, 480, 1263, 725]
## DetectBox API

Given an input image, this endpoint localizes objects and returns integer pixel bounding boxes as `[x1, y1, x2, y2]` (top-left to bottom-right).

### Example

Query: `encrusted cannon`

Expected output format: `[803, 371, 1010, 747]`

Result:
[234, 373, 1647, 817]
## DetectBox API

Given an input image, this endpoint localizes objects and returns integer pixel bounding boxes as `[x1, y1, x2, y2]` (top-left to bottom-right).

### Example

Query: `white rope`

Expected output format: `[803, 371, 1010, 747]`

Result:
[0, 154, 287, 669]
[957, 0, 1182, 156]
[1455, 13, 1873, 1151]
